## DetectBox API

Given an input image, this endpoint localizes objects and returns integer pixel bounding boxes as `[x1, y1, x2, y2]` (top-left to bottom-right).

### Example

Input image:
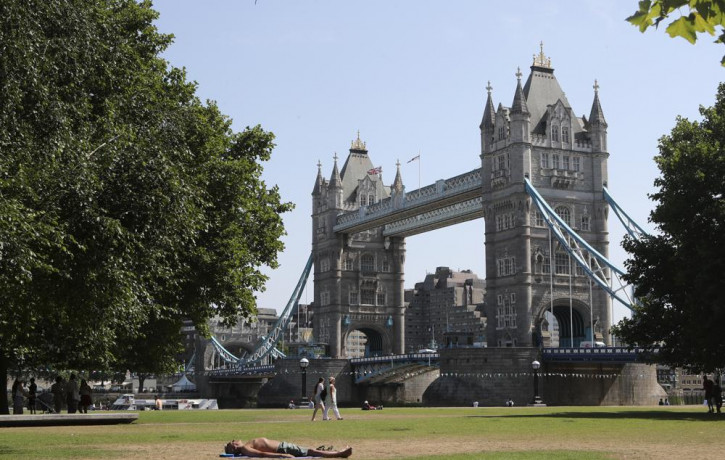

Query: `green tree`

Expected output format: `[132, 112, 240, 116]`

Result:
[0, 0, 291, 413]
[628, 0, 725, 65]
[613, 83, 725, 372]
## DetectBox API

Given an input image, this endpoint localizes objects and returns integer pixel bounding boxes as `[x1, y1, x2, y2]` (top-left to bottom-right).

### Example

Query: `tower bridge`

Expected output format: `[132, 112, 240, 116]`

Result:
[311, 45, 612, 358]
[196, 47, 664, 407]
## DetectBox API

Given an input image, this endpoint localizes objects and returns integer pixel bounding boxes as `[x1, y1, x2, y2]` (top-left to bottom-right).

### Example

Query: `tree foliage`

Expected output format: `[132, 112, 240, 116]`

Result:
[628, 0, 725, 65]
[613, 83, 725, 372]
[0, 0, 292, 412]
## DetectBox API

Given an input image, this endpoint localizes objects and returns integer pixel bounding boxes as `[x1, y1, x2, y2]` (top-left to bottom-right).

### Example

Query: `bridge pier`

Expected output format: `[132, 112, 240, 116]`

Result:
[422, 348, 665, 407]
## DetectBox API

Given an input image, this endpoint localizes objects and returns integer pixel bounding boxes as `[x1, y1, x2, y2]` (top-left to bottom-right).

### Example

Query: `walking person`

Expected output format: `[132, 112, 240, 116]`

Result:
[311, 377, 326, 421]
[51, 376, 64, 414]
[66, 373, 80, 414]
[704, 375, 715, 413]
[323, 376, 343, 420]
[27, 378, 37, 414]
[11, 379, 27, 415]
[713, 376, 723, 414]
[79, 379, 93, 413]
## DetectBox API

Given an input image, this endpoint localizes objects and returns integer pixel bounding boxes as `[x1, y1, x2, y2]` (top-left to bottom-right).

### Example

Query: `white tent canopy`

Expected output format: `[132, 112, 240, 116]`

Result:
[170, 374, 196, 392]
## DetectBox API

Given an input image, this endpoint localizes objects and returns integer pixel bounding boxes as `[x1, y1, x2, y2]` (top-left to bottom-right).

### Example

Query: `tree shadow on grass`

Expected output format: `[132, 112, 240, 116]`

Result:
[466, 410, 723, 422]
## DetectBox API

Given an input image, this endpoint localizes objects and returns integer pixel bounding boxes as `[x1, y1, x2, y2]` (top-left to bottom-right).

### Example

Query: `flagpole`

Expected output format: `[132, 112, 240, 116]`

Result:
[418, 151, 421, 190]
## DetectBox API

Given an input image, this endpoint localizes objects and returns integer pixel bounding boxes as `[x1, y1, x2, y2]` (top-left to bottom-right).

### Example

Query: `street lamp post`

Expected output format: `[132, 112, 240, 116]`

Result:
[299, 357, 309, 407]
[529, 360, 545, 406]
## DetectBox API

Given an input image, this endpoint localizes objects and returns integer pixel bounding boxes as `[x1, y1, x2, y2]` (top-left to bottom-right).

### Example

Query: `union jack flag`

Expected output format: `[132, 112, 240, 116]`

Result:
[367, 166, 382, 175]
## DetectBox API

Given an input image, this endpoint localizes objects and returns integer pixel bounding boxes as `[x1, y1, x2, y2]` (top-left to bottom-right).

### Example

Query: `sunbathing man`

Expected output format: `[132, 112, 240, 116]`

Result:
[224, 438, 352, 458]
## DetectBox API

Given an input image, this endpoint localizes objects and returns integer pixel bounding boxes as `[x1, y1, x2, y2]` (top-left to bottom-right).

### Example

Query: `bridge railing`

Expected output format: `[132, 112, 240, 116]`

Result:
[206, 364, 275, 377]
[542, 346, 658, 362]
[351, 352, 439, 366]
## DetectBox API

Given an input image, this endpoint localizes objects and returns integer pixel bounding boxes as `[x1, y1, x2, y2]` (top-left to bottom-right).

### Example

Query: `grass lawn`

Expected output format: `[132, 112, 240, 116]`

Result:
[0, 406, 722, 459]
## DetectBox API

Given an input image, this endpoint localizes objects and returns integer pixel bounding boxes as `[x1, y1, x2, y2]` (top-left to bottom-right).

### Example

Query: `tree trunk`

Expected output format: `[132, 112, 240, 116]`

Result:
[0, 355, 9, 414]
[138, 375, 146, 394]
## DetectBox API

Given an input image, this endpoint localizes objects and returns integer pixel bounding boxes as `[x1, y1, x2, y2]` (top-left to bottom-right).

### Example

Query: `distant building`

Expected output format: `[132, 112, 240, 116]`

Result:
[404, 266, 486, 352]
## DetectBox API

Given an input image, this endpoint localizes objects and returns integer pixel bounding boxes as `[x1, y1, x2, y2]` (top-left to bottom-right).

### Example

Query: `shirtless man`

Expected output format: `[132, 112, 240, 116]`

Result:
[224, 438, 352, 458]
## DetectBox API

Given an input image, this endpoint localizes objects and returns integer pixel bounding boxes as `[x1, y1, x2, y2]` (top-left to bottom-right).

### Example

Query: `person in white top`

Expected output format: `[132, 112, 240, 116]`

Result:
[311, 377, 326, 421]
[323, 376, 343, 421]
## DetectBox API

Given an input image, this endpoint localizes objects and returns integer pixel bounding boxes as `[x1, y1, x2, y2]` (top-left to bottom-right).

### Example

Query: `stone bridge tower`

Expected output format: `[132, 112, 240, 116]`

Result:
[311, 135, 406, 358]
[480, 47, 612, 348]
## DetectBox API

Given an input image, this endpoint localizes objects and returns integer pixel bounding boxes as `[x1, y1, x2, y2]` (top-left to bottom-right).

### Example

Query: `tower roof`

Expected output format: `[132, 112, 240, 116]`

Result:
[511, 68, 529, 115]
[329, 153, 342, 188]
[392, 160, 404, 193]
[338, 132, 390, 203]
[521, 43, 578, 134]
[480, 81, 495, 129]
[312, 160, 325, 195]
[588, 80, 607, 126]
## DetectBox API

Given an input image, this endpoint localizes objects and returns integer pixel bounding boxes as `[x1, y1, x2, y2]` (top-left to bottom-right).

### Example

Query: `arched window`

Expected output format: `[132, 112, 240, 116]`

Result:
[555, 252, 570, 275]
[361, 254, 375, 272]
[555, 206, 571, 226]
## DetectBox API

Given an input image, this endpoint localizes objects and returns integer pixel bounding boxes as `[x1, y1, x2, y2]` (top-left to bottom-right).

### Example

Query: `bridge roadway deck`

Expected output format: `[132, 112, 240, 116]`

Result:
[333, 168, 483, 236]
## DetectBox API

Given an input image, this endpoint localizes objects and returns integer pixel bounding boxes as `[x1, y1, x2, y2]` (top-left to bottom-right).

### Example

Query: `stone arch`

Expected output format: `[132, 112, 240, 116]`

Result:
[342, 323, 390, 358]
[535, 299, 589, 347]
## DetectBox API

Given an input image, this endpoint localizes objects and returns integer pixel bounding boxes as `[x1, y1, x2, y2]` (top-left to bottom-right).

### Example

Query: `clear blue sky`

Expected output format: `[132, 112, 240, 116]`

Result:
[153, 1, 723, 324]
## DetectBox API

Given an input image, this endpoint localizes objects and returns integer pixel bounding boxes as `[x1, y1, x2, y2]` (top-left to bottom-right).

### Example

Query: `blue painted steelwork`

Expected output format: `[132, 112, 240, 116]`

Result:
[603, 187, 649, 240]
[524, 178, 636, 310]
[209, 253, 313, 368]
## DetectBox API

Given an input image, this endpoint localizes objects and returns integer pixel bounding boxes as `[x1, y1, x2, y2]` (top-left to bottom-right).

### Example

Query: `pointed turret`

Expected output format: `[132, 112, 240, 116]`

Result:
[509, 67, 530, 143]
[392, 160, 404, 193]
[312, 160, 324, 195]
[329, 153, 342, 189]
[589, 79, 607, 126]
[327, 153, 343, 209]
[480, 81, 496, 129]
[588, 80, 608, 152]
[480, 82, 496, 154]
[511, 69, 529, 115]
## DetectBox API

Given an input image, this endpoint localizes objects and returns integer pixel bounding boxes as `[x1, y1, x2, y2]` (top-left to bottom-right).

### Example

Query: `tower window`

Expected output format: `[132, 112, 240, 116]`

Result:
[555, 252, 570, 275]
[376, 291, 386, 305]
[552, 154, 560, 169]
[555, 206, 571, 226]
[361, 288, 375, 305]
[581, 215, 590, 231]
[572, 156, 580, 171]
[361, 254, 375, 272]
[562, 126, 570, 143]
[534, 210, 545, 227]
[541, 153, 550, 169]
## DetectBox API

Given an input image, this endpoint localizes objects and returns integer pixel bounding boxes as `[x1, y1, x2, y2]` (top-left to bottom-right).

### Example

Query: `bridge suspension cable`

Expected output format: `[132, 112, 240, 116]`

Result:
[524, 178, 636, 310]
[603, 186, 649, 240]
[209, 253, 313, 368]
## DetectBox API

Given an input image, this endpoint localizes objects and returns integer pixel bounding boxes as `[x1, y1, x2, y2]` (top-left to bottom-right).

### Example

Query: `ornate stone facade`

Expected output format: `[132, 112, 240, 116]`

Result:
[311, 136, 406, 357]
[480, 47, 611, 348]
